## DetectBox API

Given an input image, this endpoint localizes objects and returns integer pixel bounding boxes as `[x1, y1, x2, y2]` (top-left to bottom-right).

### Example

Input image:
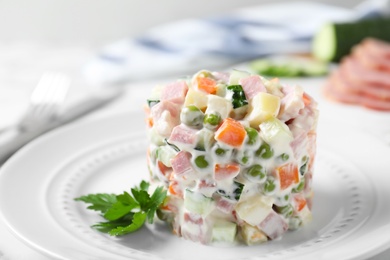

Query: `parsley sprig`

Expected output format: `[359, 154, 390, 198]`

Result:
[75, 180, 167, 236]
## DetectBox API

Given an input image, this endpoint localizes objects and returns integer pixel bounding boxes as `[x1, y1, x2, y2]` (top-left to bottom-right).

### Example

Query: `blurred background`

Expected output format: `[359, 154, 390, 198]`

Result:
[0, 0, 362, 46]
[0, 0, 366, 129]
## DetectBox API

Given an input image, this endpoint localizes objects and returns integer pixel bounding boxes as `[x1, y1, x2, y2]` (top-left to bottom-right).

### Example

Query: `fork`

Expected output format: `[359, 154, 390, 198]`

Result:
[18, 72, 70, 132]
[0, 72, 70, 164]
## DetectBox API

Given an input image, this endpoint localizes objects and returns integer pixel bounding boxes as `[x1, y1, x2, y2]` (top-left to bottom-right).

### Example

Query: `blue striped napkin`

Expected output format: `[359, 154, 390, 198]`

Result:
[83, 1, 388, 85]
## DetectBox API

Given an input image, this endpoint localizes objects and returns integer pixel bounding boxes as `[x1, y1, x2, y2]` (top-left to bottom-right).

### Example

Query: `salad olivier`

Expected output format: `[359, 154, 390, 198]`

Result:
[145, 69, 319, 245]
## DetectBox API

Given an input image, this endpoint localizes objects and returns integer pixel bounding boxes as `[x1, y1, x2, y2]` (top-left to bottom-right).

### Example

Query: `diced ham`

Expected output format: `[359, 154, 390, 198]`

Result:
[160, 81, 188, 104]
[150, 100, 180, 137]
[290, 128, 308, 160]
[171, 151, 193, 176]
[258, 211, 288, 240]
[212, 71, 230, 83]
[239, 75, 266, 100]
[197, 179, 217, 197]
[181, 213, 211, 244]
[216, 196, 236, 214]
[279, 85, 305, 122]
[168, 124, 198, 147]
[184, 212, 204, 225]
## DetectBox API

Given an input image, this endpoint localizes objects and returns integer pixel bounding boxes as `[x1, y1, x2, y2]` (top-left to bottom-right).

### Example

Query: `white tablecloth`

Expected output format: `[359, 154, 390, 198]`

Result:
[0, 43, 390, 260]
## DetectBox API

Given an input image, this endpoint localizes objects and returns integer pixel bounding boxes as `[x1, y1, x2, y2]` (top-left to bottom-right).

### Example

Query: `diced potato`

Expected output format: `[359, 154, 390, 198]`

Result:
[184, 88, 208, 110]
[245, 92, 281, 127]
[205, 95, 233, 119]
[240, 223, 268, 245]
[229, 70, 251, 85]
[235, 195, 274, 226]
[260, 116, 293, 145]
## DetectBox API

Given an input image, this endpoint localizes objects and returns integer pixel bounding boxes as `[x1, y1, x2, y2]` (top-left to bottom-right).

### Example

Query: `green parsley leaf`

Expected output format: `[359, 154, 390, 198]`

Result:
[108, 212, 147, 236]
[103, 191, 139, 221]
[74, 193, 117, 214]
[75, 180, 167, 236]
[145, 186, 167, 224]
[227, 85, 248, 109]
[131, 188, 151, 211]
[139, 180, 150, 191]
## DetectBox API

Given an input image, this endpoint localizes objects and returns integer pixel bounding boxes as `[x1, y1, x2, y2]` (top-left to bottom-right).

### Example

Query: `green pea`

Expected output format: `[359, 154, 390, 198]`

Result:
[279, 153, 289, 161]
[195, 155, 209, 168]
[245, 127, 259, 145]
[241, 156, 249, 164]
[203, 113, 221, 129]
[292, 178, 305, 193]
[274, 204, 294, 218]
[256, 143, 274, 159]
[180, 105, 204, 127]
[264, 178, 276, 194]
[215, 148, 226, 156]
[289, 216, 303, 230]
[246, 164, 266, 181]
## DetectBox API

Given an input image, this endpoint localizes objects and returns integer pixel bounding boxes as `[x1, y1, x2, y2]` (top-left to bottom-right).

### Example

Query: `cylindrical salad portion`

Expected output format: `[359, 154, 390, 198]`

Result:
[144, 70, 318, 245]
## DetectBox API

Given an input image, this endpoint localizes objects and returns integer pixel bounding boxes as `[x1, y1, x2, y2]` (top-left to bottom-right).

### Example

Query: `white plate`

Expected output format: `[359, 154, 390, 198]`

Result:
[1, 112, 390, 260]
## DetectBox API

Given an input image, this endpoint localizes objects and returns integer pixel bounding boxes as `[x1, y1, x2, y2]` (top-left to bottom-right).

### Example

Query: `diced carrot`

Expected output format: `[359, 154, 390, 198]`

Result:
[303, 93, 312, 106]
[168, 180, 183, 197]
[215, 118, 246, 148]
[143, 104, 154, 127]
[147, 117, 154, 127]
[293, 194, 307, 211]
[157, 160, 172, 178]
[276, 163, 299, 190]
[214, 163, 240, 180]
[197, 77, 217, 94]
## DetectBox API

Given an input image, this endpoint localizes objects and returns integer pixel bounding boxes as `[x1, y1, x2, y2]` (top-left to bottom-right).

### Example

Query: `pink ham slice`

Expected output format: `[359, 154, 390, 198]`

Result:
[150, 100, 181, 137]
[171, 151, 193, 176]
[239, 75, 266, 100]
[160, 81, 189, 104]
[168, 124, 198, 146]
[323, 71, 390, 111]
[323, 38, 390, 111]
[352, 38, 390, 72]
[258, 211, 288, 240]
